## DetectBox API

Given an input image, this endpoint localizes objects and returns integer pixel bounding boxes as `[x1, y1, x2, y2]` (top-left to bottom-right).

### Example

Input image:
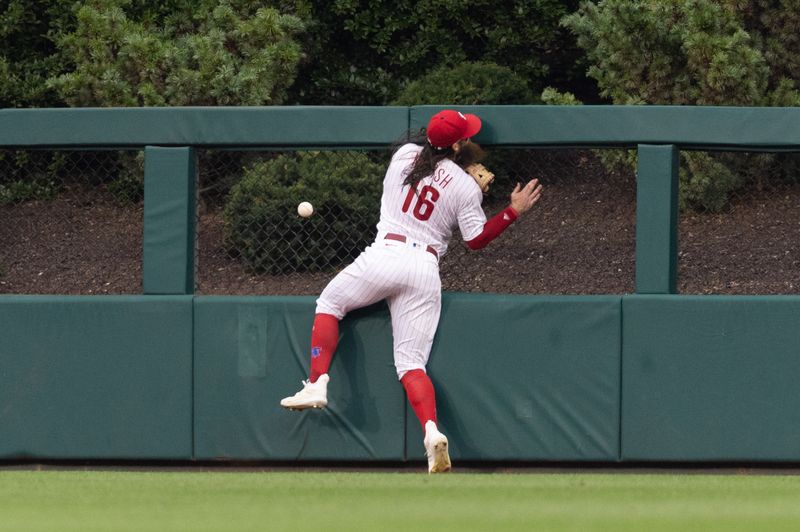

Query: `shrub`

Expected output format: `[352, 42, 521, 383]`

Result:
[286, 0, 576, 104]
[107, 152, 145, 204]
[540, 86, 582, 106]
[0, 179, 57, 205]
[0, 0, 73, 108]
[392, 62, 537, 106]
[679, 152, 744, 212]
[559, 0, 800, 211]
[49, 0, 305, 107]
[562, 1, 773, 106]
[224, 151, 384, 274]
[0, 151, 62, 205]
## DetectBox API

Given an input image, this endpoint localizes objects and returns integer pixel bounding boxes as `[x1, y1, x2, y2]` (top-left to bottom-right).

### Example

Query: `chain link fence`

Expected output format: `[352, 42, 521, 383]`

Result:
[678, 150, 800, 294]
[0, 149, 143, 294]
[3, 145, 799, 296]
[195, 147, 637, 295]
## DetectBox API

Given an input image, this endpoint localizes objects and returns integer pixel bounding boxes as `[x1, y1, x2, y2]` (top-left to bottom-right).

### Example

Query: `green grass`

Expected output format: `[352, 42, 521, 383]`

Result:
[1, 470, 800, 531]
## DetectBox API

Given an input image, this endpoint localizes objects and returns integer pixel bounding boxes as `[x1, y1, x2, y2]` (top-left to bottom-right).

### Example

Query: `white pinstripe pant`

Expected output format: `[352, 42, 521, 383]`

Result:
[315, 236, 442, 379]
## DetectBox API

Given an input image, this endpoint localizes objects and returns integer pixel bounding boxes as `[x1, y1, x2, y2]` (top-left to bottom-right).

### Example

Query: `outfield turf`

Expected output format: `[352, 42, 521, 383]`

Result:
[1, 470, 800, 531]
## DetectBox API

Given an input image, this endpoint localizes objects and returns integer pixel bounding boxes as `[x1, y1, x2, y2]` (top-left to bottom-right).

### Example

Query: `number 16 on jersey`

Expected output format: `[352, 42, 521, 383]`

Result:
[402, 185, 439, 221]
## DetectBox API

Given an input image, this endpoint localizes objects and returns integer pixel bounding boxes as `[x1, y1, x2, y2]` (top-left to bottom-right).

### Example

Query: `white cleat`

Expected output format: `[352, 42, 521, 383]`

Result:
[424, 420, 451, 474]
[280, 374, 329, 410]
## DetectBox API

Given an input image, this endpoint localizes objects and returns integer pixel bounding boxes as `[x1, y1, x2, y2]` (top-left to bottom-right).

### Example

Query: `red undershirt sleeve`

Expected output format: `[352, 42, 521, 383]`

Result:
[465, 206, 519, 250]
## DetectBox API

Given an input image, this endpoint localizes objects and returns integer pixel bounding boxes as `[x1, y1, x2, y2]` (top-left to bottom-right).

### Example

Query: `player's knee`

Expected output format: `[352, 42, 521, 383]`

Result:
[314, 299, 346, 320]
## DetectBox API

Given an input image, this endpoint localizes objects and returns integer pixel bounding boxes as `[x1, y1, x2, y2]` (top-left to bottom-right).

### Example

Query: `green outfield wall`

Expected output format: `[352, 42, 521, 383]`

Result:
[2, 106, 800, 462]
[0, 296, 193, 459]
[193, 295, 620, 462]
[622, 296, 800, 462]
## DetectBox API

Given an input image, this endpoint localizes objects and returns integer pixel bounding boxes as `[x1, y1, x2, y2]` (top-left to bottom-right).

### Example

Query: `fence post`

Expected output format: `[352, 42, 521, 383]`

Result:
[143, 146, 196, 294]
[636, 144, 679, 294]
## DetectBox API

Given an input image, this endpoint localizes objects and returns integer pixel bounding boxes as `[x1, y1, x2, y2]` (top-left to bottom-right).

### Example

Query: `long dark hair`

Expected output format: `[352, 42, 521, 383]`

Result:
[393, 128, 485, 190]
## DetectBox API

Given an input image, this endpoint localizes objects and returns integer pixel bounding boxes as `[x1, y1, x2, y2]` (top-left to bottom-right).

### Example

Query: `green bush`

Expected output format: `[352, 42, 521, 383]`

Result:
[559, 0, 800, 211]
[0, 179, 57, 205]
[0, 151, 63, 205]
[562, 1, 774, 106]
[540, 86, 582, 106]
[286, 0, 576, 105]
[224, 151, 384, 274]
[0, 0, 73, 108]
[107, 152, 145, 205]
[391, 62, 537, 106]
[49, 0, 304, 106]
[678, 152, 744, 212]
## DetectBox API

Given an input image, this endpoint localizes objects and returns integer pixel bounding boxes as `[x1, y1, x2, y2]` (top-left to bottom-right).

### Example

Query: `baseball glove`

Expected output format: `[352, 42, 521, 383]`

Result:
[465, 163, 495, 193]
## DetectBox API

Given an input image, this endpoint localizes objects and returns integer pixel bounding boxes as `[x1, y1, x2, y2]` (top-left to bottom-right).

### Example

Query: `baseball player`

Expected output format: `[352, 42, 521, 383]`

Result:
[280, 110, 543, 473]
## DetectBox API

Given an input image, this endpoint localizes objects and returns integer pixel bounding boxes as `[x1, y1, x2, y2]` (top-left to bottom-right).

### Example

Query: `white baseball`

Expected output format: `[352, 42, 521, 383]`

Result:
[297, 201, 314, 218]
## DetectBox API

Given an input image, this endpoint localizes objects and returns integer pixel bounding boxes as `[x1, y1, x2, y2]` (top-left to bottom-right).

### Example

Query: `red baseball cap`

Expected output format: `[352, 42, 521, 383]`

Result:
[426, 110, 482, 149]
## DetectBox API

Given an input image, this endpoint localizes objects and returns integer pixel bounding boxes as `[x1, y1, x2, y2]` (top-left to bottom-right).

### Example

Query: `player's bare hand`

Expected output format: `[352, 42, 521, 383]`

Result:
[510, 179, 543, 215]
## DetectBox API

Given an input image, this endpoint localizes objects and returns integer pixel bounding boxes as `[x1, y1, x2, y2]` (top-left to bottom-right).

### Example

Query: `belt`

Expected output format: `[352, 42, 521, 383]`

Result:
[384, 233, 438, 259]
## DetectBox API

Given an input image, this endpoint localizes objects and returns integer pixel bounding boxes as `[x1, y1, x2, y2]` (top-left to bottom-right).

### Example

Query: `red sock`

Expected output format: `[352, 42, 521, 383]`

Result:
[401, 369, 437, 429]
[309, 313, 339, 383]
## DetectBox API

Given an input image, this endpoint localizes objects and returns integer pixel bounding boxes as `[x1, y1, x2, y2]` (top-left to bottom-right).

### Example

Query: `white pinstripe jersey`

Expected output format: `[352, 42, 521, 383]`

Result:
[375, 143, 486, 257]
